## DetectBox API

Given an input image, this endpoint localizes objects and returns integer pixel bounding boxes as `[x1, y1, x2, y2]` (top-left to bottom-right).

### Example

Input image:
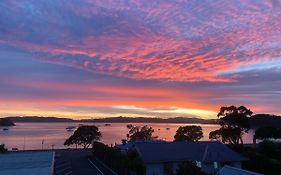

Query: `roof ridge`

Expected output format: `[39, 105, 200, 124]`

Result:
[202, 142, 209, 162]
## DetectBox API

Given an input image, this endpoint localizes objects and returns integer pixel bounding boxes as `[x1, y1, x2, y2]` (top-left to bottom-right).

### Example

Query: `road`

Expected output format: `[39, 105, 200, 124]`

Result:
[54, 149, 118, 175]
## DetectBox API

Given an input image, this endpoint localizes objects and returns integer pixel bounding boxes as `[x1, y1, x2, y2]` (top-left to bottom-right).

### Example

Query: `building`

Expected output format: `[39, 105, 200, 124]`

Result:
[0, 151, 55, 175]
[219, 165, 264, 175]
[134, 141, 247, 175]
[115, 139, 165, 153]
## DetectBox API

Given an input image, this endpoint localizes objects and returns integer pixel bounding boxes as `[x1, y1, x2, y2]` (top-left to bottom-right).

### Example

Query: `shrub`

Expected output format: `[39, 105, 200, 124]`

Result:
[92, 142, 145, 175]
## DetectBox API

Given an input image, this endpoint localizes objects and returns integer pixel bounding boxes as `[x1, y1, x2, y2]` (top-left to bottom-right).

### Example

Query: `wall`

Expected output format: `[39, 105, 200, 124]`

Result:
[146, 163, 164, 175]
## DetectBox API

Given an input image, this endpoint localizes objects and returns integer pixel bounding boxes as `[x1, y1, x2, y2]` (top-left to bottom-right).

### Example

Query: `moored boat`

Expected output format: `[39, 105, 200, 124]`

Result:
[65, 126, 76, 132]
[126, 124, 133, 129]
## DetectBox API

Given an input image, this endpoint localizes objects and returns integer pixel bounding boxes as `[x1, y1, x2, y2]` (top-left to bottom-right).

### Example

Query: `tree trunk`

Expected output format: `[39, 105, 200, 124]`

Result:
[240, 137, 244, 145]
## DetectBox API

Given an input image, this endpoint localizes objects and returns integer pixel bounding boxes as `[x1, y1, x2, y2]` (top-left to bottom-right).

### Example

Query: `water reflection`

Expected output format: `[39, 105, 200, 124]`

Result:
[0, 122, 254, 150]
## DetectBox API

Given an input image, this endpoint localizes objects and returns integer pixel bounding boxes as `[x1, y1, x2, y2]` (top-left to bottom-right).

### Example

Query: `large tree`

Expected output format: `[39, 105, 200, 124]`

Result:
[64, 125, 102, 148]
[209, 105, 252, 145]
[174, 125, 203, 142]
[128, 125, 154, 141]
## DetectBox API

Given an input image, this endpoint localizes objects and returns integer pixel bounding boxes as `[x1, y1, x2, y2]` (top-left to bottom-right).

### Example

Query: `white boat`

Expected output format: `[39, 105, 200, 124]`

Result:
[66, 126, 76, 130]
[66, 126, 76, 131]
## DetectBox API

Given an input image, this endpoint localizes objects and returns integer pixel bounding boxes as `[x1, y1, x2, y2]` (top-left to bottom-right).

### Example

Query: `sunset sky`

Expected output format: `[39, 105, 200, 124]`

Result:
[0, 0, 281, 119]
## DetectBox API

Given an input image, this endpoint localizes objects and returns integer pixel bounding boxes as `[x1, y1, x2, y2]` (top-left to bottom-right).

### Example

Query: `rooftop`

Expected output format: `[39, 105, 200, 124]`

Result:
[219, 165, 264, 175]
[134, 141, 247, 163]
[0, 151, 54, 175]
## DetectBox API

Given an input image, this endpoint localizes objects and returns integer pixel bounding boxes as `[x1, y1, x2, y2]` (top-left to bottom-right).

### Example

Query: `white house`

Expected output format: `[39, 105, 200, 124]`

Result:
[134, 141, 247, 175]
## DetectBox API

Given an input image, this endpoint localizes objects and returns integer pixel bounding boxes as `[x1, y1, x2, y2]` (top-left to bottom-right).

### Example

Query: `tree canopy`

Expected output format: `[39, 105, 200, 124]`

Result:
[128, 125, 154, 141]
[255, 127, 281, 140]
[209, 105, 252, 145]
[93, 141, 145, 175]
[64, 125, 101, 148]
[174, 125, 203, 142]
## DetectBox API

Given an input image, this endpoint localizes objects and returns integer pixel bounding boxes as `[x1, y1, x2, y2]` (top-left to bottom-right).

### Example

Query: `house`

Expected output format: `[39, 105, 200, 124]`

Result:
[219, 165, 264, 175]
[115, 142, 134, 153]
[115, 139, 165, 153]
[134, 141, 247, 175]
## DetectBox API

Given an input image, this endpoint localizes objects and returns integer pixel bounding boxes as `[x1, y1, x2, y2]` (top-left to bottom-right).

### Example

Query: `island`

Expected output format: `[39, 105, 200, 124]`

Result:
[0, 118, 15, 126]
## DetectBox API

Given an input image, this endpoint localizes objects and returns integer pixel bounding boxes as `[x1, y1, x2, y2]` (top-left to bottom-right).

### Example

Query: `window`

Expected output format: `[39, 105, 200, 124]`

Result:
[196, 161, 202, 168]
[214, 162, 218, 169]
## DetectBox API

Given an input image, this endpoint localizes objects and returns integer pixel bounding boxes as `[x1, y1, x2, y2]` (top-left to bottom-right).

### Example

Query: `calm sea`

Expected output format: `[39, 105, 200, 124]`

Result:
[0, 122, 255, 150]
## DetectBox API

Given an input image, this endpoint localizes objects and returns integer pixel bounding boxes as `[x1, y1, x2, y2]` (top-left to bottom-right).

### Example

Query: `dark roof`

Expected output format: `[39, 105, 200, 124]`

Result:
[134, 141, 247, 163]
[116, 140, 165, 150]
[219, 165, 263, 175]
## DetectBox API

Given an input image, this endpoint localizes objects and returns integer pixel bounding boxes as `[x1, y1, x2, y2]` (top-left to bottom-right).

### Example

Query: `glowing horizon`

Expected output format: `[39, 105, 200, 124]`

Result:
[1, 0, 281, 119]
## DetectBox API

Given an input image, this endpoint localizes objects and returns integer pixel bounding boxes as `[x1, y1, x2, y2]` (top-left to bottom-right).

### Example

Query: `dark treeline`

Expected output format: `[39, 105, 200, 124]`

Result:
[82, 116, 218, 124]
[5, 116, 74, 123]
[4, 116, 218, 124]
[249, 114, 281, 129]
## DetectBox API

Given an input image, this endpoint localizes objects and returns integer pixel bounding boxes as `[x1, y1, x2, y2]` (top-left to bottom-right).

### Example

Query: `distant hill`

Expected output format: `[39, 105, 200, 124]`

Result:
[81, 116, 218, 124]
[6, 116, 74, 123]
[0, 118, 15, 126]
[4, 115, 281, 128]
[250, 114, 281, 129]
[3, 116, 217, 124]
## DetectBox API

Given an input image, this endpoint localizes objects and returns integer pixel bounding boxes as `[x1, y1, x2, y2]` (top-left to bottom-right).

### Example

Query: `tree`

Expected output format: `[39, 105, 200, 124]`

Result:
[64, 125, 101, 148]
[174, 125, 203, 142]
[209, 127, 241, 144]
[255, 127, 278, 140]
[176, 161, 205, 175]
[209, 105, 252, 145]
[92, 142, 145, 175]
[209, 129, 223, 141]
[128, 125, 154, 141]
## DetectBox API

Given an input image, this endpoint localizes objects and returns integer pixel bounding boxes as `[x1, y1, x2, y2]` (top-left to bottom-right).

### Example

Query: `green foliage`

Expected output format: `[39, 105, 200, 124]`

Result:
[210, 105, 252, 145]
[235, 141, 281, 175]
[64, 125, 101, 148]
[92, 142, 145, 175]
[176, 161, 205, 175]
[0, 144, 8, 153]
[128, 125, 154, 141]
[209, 127, 242, 145]
[209, 129, 222, 141]
[174, 125, 203, 142]
[250, 114, 281, 129]
[255, 127, 281, 140]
